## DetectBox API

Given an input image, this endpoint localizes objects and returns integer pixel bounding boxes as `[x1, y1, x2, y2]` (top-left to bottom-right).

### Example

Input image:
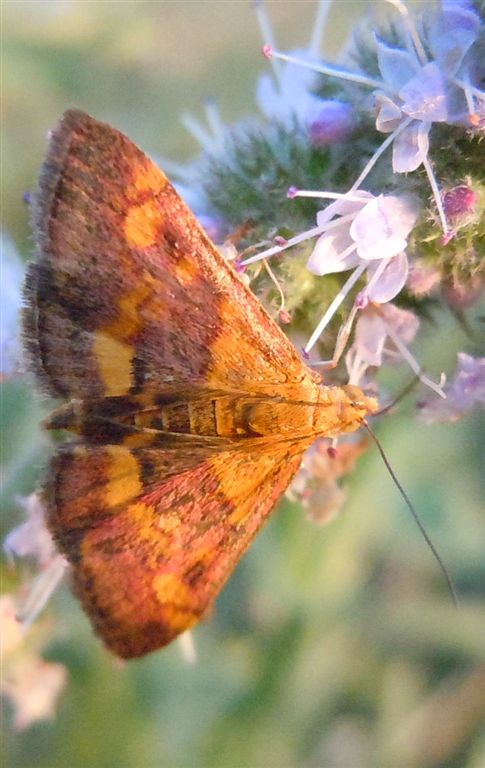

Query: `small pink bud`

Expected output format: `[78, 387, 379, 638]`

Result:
[355, 292, 369, 310]
[442, 185, 477, 222]
[274, 235, 288, 246]
[262, 44, 273, 60]
[327, 446, 337, 459]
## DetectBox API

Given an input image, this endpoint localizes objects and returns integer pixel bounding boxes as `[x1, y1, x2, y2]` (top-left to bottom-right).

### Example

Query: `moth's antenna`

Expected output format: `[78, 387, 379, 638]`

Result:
[373, 376, 419, 417]
[362, 420, 459, 608]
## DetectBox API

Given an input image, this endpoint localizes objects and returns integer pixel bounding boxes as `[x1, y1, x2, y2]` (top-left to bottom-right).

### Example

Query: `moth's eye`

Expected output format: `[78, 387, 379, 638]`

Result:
[342, 384, 366, 406]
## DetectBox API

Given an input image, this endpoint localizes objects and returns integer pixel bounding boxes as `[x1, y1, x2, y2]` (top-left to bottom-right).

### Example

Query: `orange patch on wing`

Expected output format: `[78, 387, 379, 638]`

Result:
[152, 573, 199, 631]
[124, 199, 164, 248]
[93, 333, 134, 396]
[104, 446, 142, 507]
[174, 254, 199, 287]
[131, 163, 167, 195]
[105, 281, 156, 340]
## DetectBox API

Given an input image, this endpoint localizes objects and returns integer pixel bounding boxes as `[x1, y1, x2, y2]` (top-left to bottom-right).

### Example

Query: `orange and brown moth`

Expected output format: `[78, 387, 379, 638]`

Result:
[23, 110, 378, 659]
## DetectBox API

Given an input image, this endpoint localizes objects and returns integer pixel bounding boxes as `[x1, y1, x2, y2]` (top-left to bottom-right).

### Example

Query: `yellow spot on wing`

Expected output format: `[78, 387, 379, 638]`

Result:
[105, 446, 142, 507]
[131, 164, 167, 195]
[106, 282, 155, 340]
[93, 333, 133, 396]
[174, 255, 198, 286]
[152, 573, 199, 631]
[124, 199, 164, 248]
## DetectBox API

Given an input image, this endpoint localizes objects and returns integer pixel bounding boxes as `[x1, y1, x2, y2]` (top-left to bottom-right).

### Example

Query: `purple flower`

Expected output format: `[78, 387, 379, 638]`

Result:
[418, 353, 485, 422]
[1, 234, 24, 379]
[307, 100, 356, 145]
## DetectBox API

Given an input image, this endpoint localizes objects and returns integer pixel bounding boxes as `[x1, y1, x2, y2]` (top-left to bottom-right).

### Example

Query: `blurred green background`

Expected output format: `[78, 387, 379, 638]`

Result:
[2, 2, 484, 767]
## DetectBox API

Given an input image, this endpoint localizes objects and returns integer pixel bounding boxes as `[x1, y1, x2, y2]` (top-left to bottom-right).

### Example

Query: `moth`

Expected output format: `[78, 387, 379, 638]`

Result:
[23, 110, 378, 658]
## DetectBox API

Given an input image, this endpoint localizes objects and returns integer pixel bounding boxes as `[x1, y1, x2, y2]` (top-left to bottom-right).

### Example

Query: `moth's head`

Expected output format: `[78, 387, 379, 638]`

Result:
[341, 384, 379, 426]
[316, 383, 379, 437]
[342, 384, 379, 415]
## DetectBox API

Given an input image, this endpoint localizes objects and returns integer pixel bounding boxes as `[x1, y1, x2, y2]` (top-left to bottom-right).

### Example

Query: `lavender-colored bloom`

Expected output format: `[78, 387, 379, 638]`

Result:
[1, 234, 24, 378]
[427, 2, 482, 77]
[374, 41, 450, 173]
[418, 353, 485, 422]
[307, 100, 356, 145]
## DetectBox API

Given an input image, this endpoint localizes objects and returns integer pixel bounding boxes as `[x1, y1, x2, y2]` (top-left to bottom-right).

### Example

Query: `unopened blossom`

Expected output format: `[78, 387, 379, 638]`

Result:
[418, 353, 485, 423]
[307, 100, 356, 145]
[442, 184, 478, 226]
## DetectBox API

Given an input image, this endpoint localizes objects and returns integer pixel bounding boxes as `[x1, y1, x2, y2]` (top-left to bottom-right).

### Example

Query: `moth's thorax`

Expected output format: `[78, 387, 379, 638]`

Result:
[245, 385, 377, 438]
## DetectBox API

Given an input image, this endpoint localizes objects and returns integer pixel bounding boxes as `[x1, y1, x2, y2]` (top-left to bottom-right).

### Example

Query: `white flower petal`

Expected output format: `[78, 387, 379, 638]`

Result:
[1, 233, 24, 377]
[316, 192, 373, 227]
[350, 196, 417, 261]
[399, 62, 448, 122]
[380, 303, 420, 345]
[378, 194, 420, 238]
[376, 38, 418, 92]
[428, 6, 481, 75]
[366, 252, 409, 303]
[307, 230, 358, 275]
[354, 311, 388, 367]
[375, 93, 403, 133]
[392, 121, 430, 172]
